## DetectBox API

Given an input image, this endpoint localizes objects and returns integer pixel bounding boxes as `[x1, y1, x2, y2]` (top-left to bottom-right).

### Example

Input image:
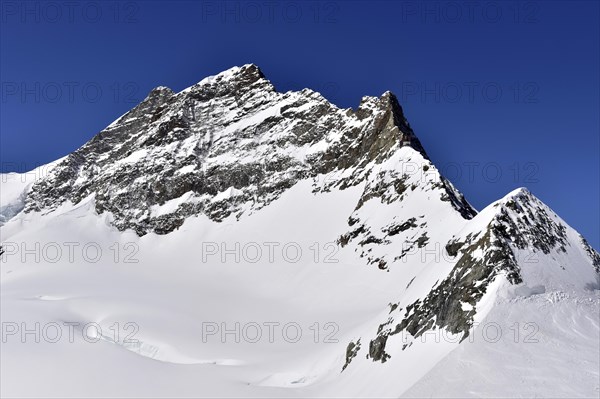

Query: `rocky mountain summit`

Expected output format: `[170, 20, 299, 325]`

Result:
[23, 64, 470, 236]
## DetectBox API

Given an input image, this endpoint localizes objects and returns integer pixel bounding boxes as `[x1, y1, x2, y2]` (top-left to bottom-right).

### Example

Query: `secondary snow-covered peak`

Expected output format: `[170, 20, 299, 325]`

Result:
[340, 182, 598, 378]
[499, 186, 530, 199]
[447, 185, 599, 294]
[459, 186, 550, 234]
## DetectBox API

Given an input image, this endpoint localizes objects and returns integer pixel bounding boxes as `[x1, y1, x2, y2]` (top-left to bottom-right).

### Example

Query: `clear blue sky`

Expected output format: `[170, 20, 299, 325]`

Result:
[1, 1, 598, 249]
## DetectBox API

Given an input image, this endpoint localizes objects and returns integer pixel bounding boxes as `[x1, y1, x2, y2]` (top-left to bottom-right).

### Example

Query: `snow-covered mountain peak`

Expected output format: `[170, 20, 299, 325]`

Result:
[150, 85, 174, 95]
[194, 63, 265, 84]
[182, 63, 274, 96]
[1, 65, 599, 398]
[17, 65, 449, 236]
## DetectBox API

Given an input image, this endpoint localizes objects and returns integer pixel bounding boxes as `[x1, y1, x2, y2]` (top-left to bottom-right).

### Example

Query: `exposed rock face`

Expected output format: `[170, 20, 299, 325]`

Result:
[342, 339, 361, 371]
[24, 64, 470, 236]
[581, 236, 600, 274]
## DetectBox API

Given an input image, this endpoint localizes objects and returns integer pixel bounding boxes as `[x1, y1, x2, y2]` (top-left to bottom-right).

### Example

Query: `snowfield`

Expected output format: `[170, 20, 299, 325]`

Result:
[2, 172, 598, 398]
